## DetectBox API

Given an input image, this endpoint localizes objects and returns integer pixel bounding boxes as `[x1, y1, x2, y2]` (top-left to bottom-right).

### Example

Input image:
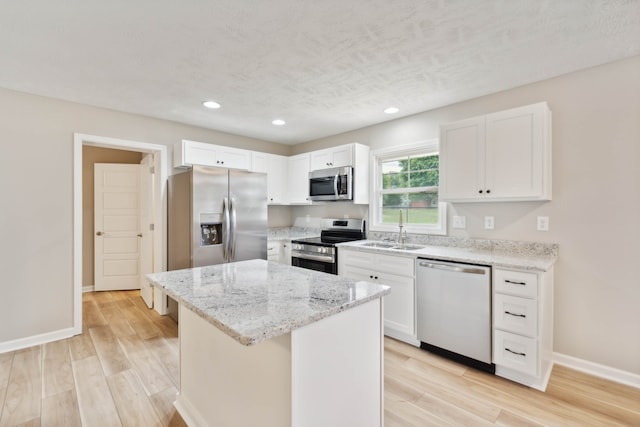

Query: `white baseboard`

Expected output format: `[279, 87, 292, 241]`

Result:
[83, 285, 94, 293]
[554, 352, 640, 389]
[0, 327, 78, 354]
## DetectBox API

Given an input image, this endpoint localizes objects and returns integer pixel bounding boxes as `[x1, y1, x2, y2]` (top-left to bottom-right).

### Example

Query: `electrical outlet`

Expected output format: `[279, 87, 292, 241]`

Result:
[537, 216, 549, 231]
[484, 216, 495, 230]
[452, 215, 466, 229]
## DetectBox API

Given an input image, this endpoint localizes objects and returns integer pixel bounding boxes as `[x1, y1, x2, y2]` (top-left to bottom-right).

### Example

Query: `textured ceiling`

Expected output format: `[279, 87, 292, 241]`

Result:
[1, 0, 639, 144]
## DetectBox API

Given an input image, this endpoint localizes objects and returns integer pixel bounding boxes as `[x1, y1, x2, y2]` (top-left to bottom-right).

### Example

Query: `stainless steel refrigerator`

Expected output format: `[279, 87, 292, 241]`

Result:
[166, 166, 267, 319]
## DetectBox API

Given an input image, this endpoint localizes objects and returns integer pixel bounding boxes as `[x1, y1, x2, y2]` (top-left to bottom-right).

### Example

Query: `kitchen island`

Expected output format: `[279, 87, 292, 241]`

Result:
[146, 259, 390, 427]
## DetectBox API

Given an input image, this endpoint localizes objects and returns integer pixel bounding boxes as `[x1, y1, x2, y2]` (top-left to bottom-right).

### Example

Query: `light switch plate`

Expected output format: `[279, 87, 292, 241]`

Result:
[537, 216, 549, 231]
[452, 215, 466, 229]
[484, 216, 495, 230]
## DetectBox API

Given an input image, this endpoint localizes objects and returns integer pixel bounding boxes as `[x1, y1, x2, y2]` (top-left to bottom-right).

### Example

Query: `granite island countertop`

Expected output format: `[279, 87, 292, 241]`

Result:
[146, 259, 390, 346]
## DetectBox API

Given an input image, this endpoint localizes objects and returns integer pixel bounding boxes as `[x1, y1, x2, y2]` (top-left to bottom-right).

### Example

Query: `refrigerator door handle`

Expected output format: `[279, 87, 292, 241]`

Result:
[222, 197, 230, 262]
[230, 197, 238, 261]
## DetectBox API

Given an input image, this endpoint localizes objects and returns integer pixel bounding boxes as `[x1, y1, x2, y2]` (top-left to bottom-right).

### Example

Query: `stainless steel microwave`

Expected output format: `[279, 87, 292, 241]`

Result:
[308, 166, 353, 201]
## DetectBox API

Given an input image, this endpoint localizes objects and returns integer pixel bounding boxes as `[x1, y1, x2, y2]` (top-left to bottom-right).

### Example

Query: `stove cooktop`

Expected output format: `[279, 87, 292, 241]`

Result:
[291, 218, 366, 247]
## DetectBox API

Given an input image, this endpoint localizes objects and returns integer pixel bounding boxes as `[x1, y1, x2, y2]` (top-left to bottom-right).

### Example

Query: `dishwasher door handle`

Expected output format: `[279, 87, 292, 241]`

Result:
[418, 261, 487, 275]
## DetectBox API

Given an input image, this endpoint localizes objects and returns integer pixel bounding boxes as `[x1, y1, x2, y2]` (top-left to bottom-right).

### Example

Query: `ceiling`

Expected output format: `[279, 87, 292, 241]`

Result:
[1, 1, 639, 145]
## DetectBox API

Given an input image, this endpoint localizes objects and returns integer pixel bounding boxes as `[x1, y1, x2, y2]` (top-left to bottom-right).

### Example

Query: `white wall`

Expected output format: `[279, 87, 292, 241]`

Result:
[0, 87, 288, 345]
[292, 56, 640, 375]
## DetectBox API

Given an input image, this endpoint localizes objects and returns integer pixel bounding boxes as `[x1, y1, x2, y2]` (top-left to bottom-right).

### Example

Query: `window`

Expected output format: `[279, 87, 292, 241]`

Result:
[370, 140, 447, 235]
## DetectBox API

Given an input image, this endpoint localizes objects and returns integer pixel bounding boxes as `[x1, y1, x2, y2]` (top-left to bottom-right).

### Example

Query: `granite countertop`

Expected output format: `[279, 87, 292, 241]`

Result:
[267, 227, 320, 241]
[146, 259, 390, 346]
[337, 240, 557, 272]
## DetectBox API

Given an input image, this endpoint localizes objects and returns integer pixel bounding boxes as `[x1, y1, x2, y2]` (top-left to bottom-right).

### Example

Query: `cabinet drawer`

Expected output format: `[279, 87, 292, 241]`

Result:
[494, 330, 538, 376]
[494, 269, 538, 298]
[494, 294, 537, 337]
[340, 250, 414, 277]
[340, 250, 375, 269]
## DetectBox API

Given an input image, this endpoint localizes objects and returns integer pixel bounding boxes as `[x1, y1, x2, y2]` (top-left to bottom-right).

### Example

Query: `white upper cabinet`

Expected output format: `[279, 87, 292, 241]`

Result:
[251, 152, 288, 204]
[309, 144, 353, 170]
[174, 140, 251, 170]
[439, 102, 552, 202]
[287, 153, 311, 204]
[268, 155, 288, 204]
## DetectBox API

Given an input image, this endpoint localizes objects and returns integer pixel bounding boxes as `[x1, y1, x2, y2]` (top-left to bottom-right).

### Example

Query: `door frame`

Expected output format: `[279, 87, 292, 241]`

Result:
[73, 133, 168, 335]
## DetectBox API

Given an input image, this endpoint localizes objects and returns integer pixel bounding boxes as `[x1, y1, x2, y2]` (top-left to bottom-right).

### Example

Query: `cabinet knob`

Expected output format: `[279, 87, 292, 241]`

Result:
[486, 189, 491, 194]
[478, 190, 483, 194]
[374, 276, 378, 279]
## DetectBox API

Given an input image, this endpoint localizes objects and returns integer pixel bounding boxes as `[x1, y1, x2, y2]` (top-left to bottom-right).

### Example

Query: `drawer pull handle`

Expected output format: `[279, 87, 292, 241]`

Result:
[505, 348, 526, 357]
[505, 311, 526, 318]
[505, 279, 527, 286]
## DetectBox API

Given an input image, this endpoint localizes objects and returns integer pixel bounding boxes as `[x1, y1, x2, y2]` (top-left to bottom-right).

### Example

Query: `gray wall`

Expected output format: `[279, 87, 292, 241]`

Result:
[0, 87, 288, 344]
[292, 56, 640, 375]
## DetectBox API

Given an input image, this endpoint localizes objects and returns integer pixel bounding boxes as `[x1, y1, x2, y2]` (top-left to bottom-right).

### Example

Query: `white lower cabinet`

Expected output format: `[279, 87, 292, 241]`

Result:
[339, 249, 417, 343]
[267, 241, 282, 262]
[492, 267, 554, 391]
[268, 240, 292, 265]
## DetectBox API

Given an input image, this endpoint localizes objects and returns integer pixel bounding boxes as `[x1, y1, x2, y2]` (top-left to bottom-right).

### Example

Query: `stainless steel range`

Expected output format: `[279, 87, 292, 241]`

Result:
[291, 218, 366, 275]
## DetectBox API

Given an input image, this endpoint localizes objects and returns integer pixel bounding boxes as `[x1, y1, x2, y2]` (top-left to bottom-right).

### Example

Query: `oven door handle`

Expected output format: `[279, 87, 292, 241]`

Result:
[291, 252, 335, 263]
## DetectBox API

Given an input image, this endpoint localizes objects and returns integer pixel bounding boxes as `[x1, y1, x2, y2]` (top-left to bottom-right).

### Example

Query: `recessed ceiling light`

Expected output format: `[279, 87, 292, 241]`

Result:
[202, 100, 221, 109]
[384, 107, 399, 114]
[272, 119, 286, 126]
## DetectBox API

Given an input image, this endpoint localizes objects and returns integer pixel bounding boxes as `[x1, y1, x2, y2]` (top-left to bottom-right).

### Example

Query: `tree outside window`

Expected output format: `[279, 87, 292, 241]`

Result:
[381, 154, 440, 225]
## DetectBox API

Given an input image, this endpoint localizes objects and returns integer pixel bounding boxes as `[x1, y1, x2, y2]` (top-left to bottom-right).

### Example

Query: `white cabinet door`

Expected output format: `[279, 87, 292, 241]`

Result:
[216, 146, 251, 170]
[267, 154, 288, 204]
[288, 153, 311, 204]
[250, 151, 268, 173]
[175, 140, 218, 168]
[310, 149, 333, 171]
[175, 140, 251, 170]
[309, 145, 353, 171]
[267, 240, 282, 261]
[339, 249, 416, 339]
[281, 240, 292, 265]
[439, 102, 551, 202]
[439, 117, 485, 200]
[485, 104, 545, 199]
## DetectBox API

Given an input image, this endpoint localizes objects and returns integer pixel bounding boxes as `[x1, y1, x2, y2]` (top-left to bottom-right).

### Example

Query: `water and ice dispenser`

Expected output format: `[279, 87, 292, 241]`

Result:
[199, 213, 222, 246]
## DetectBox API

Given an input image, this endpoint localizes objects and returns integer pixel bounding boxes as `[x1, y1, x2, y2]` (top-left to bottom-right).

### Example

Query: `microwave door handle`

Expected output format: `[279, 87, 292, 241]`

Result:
[333, 172, 339, 197]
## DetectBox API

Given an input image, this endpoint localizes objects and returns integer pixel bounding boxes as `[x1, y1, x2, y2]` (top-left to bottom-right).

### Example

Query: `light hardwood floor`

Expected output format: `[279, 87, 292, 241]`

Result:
[1, 290, 638, 426]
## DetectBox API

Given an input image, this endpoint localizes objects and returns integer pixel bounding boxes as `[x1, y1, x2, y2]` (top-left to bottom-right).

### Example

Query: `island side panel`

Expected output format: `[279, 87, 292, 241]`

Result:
[176, 305, 292, 427]
[291, 298, 383, 427]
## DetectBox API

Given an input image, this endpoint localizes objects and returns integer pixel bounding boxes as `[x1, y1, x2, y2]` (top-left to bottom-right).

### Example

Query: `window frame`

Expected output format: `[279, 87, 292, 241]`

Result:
[369, 139, 447, 235]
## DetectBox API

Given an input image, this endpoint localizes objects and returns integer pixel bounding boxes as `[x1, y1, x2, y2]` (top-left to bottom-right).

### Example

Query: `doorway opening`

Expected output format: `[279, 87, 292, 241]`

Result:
[73, 133, 168, 336]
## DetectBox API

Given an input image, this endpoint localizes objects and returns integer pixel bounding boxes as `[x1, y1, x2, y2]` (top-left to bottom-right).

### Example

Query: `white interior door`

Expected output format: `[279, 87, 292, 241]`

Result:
[139, 154, 155, 307]
[94, 163, 142, 291]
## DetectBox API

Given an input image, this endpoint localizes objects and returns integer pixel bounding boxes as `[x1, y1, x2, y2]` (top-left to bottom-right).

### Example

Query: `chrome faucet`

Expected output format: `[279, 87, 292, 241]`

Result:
[398, 225, 407, 245]
[398, 211, 406, 245]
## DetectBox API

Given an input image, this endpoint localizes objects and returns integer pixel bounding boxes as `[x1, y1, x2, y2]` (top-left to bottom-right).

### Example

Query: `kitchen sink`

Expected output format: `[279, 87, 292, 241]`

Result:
[391, 244, 426, 251]
[359, 242, 396, 249]
[359, 242, 425, 251]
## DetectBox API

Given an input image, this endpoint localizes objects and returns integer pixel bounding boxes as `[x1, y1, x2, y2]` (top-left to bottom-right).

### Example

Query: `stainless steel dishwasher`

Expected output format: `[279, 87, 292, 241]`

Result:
[416, 258, 494, 373]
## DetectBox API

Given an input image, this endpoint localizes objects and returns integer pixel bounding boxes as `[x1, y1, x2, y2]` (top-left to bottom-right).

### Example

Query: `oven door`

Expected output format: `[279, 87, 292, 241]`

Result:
[291, 255, 337, 275]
